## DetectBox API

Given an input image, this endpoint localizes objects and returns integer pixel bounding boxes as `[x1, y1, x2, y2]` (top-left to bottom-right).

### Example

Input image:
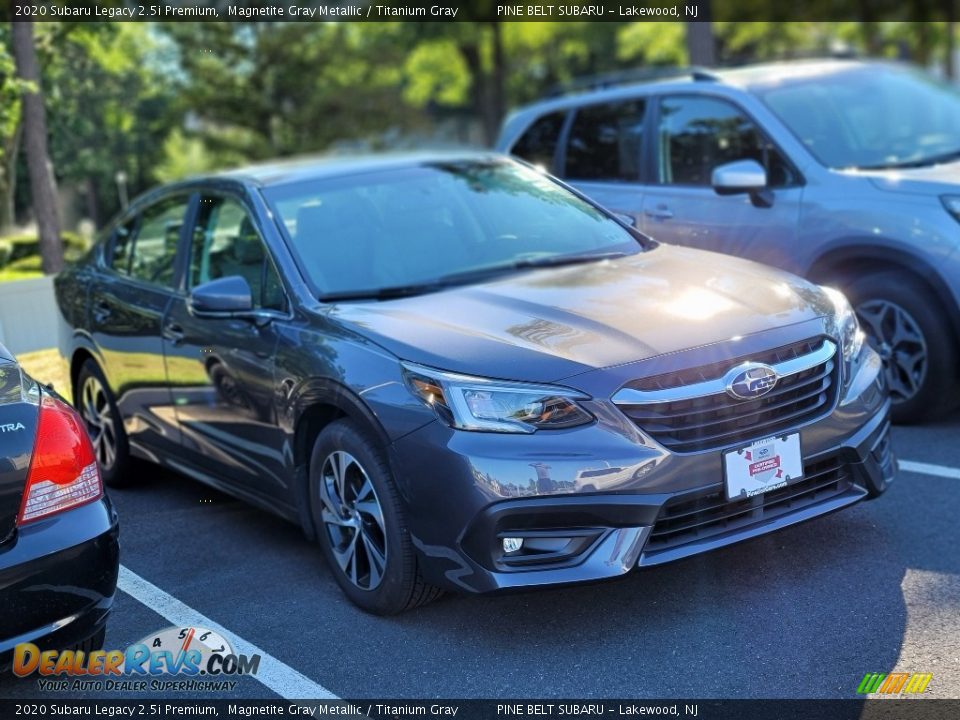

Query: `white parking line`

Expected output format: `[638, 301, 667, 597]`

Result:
[117, 565, 338, 700]
[900, 460, 960, 480]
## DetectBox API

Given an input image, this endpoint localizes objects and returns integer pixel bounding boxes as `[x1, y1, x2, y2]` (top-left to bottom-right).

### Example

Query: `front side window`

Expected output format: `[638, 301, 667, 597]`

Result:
[263, 160, 644, 297]
[189, 196, 285, 311]
[510, 111, 566, 174]
[656, 96, 796, 187]
[111, 196, 188, 287]
[565, 99, 647, 182]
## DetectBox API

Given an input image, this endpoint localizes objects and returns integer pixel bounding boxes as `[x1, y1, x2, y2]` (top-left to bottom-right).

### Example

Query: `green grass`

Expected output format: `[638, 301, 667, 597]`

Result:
[0, 232, 88, 283]
[0, 255, 44, 282]
[17, 348, 69, 393]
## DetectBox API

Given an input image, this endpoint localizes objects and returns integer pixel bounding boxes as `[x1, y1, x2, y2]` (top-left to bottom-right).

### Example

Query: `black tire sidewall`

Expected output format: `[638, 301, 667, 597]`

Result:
[308, 419, 414, 615]
[845, 272, 959, 423]
[76, 360, 131, 487]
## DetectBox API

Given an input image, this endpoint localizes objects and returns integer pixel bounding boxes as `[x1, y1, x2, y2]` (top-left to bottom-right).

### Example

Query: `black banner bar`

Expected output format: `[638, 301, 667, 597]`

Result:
[3, 700, 960, 720]
[4, 0, 944, 23]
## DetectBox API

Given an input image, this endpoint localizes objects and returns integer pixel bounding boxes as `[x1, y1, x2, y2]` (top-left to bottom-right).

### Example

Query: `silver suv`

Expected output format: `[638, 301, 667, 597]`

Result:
[497, 60, 960, 423]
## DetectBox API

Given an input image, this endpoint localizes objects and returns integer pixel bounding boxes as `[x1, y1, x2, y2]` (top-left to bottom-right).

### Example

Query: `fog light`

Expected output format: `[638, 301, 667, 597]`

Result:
[502, 537, 523, 554]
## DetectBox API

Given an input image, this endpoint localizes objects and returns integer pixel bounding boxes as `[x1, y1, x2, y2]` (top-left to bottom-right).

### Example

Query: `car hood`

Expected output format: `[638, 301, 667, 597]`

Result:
[328, 245, 834, 382]
[862, 160, 960, 196]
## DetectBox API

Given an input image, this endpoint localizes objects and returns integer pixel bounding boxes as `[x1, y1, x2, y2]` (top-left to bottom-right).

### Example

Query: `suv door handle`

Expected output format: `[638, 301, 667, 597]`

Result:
[93, 300, 112, 323]
[644, 206, 674, 221]
[163, 323, 185, 345]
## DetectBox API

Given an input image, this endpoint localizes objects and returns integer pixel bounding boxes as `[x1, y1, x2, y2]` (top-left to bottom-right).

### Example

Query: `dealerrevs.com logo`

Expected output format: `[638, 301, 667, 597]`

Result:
[13, 626, 261, 693]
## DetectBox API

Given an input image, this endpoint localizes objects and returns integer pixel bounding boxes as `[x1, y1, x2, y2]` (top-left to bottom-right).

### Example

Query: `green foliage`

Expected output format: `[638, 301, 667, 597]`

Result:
[0, 232, 85, 279]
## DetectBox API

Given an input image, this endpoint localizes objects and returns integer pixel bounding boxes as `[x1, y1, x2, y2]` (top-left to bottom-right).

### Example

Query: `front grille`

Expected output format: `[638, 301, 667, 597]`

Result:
[616, 337, 839, 453]
[645, 455, 852, 554]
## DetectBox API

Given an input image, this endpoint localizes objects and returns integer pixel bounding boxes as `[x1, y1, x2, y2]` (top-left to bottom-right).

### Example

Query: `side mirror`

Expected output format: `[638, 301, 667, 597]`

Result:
[189, 276, 253, 318]
[712, 160, 773, 207]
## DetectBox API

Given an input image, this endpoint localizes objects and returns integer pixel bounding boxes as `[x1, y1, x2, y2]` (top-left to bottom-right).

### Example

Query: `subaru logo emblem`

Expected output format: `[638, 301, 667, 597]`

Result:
[724, 363, 778, 400]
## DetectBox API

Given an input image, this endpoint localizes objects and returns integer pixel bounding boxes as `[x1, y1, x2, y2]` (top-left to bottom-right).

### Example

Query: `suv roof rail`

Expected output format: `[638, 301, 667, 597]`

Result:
[546, 66, 719, 97]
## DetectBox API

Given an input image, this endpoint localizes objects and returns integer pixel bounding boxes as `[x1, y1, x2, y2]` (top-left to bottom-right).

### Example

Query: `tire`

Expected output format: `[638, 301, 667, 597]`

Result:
[75, 359, 132, 488]
[308, 419, 442, 615]
[844, 271, 959, 423]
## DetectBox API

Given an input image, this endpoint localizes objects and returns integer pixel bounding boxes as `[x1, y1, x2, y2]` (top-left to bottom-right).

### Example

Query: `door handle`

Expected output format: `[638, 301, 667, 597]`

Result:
[93, 300, 112, 323]
[644, 206, 674, 221]
[163, 323, 185, 345]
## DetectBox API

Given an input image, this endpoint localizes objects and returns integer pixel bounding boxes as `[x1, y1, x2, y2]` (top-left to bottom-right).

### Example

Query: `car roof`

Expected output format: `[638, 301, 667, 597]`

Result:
[209, 150, 503, 188]
[505, 58, 871, 120]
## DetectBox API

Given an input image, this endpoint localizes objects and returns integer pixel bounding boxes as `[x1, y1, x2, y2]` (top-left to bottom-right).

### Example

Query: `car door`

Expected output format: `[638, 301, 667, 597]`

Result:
[639, 94, 805, 272]
[560, 98, 649, 228]
[161, 189, 291, 499]
[89, 194, 191, 456]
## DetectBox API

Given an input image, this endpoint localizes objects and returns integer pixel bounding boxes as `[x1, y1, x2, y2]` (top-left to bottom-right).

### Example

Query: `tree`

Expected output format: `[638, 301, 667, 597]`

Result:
[0, 30, 24, 231]
[11, 20, 62, 273]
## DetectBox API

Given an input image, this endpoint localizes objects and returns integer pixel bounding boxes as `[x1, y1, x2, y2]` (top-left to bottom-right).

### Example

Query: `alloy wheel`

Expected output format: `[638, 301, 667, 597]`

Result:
[856, 299, 928, 404]
[318, 450, 388, 591]
[80, 375, 118, 471]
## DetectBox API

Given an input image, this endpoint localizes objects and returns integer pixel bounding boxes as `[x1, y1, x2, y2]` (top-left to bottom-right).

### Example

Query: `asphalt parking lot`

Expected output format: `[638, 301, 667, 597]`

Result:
[3, 412, 959, 701]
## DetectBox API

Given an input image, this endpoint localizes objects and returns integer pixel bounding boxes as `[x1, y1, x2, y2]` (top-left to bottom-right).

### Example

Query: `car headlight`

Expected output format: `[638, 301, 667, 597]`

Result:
[402, 363, 594, 434]
[822, 286, 864, 363]
[942, 195, 960, 224]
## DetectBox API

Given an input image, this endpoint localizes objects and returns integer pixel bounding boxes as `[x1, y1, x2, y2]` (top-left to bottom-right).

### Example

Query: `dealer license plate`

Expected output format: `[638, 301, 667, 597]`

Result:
[723, 433, 803, 501]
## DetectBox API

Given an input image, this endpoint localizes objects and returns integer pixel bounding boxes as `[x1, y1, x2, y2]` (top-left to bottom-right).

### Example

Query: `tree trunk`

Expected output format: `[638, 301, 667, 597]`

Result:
[947, 3, 957, 80]
[685, 2, 716, 67]
[11, 20, 63, 274]
[85, 176, 100, 229]
[485, 21, 506, 147]
[0, 121, 21, 233]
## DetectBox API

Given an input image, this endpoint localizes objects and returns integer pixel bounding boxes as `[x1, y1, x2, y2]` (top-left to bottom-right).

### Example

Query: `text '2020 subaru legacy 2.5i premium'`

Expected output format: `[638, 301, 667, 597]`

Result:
[55, 155, 895, 614]
[498, 59, 960, 422]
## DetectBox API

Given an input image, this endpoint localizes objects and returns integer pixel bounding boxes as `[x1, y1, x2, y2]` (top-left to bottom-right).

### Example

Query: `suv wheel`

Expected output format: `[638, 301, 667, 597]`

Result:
[845, 272, 959, 423]
[76, 359, 132, 487]
[309, 419, 442, 614]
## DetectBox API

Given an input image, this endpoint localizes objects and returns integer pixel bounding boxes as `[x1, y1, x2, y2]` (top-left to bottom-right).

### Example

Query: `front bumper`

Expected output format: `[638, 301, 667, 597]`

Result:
[0, 497, 120, 669]
[392, 361, 894, 595]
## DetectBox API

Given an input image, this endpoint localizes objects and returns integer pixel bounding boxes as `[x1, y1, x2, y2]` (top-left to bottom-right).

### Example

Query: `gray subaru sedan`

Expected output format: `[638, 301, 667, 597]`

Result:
[55, 154, 895, 614]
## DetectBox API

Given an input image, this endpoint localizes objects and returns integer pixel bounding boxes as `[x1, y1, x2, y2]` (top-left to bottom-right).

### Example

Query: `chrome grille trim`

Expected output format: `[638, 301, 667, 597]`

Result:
[612, 339, 837, 406]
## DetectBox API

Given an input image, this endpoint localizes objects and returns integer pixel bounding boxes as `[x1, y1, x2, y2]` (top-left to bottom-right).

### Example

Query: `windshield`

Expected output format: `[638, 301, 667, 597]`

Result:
[262, 159, 642, 297]
[757, 65, 960, 170]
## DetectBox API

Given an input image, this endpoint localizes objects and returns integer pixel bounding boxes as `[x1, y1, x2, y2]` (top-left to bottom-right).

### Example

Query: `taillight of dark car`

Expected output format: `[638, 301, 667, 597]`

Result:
[16, 395, 103, 525]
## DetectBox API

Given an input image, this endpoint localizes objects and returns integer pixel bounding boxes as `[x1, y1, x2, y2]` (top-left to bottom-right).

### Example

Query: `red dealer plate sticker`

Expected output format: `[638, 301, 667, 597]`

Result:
[723, 433, 803, 501]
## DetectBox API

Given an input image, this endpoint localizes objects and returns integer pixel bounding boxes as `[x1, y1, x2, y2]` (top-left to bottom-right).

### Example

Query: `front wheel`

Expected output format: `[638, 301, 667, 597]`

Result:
[845, 272, 959, 423]
[308, 419, 442, 614]
[76, 360, 132, 487]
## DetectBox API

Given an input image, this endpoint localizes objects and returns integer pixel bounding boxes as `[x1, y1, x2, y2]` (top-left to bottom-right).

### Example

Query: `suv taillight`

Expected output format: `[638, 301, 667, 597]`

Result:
[16, 395, 102, 525]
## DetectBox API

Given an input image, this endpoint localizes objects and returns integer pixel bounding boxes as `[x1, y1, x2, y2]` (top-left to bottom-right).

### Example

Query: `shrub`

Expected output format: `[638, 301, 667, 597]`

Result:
[0, 240, 11, 269]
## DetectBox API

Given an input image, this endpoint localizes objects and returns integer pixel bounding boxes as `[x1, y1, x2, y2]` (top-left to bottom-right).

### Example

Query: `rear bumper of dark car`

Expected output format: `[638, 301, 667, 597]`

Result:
[0, 497, 119, 669]
[393, 384, 894, 595]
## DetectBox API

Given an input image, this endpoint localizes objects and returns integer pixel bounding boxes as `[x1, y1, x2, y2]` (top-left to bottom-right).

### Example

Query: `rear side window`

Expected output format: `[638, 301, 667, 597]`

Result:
[565, 99, 647, 182]
[510, 111, 566, 173]
[656, 96, 797, 187]
[109, 196, 189, 287]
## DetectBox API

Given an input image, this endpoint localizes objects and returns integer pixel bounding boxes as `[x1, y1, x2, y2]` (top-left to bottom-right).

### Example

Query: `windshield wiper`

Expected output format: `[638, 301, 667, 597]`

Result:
[853, 148, 960, 171]
[318, 251, 630, 303]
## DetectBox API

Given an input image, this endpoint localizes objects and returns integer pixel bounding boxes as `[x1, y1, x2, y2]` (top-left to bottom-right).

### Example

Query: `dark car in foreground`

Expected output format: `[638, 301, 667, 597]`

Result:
[0, 342, 118, 667]
[497, 60, 960, 422]
[55, 154, 894, 614]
